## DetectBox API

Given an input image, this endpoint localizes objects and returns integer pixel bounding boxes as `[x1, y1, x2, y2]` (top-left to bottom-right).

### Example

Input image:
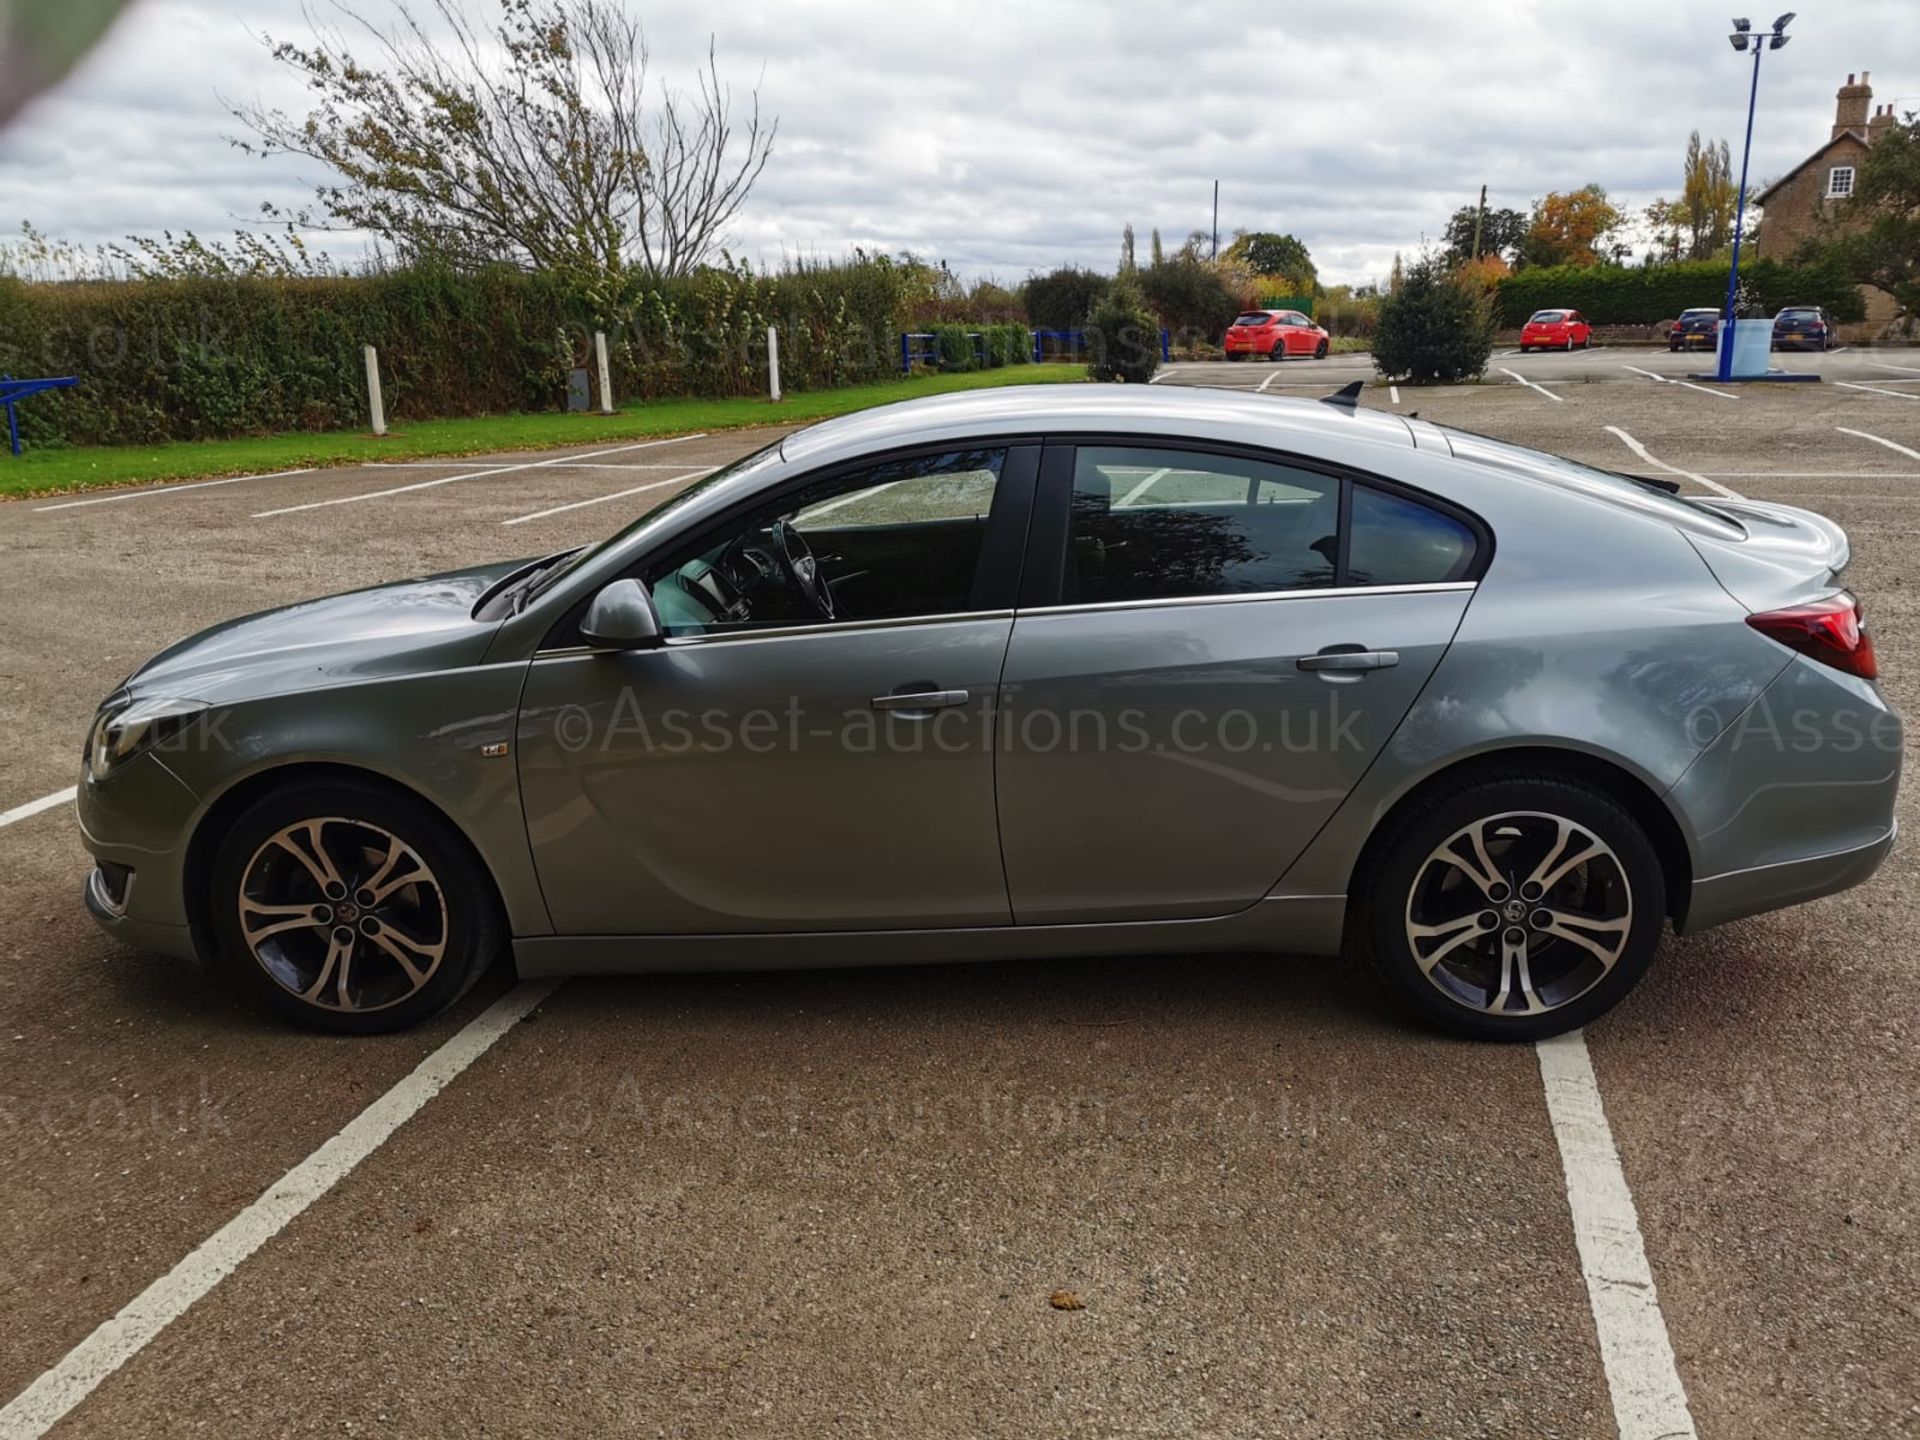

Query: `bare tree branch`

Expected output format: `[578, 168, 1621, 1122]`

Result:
[229, 0, 776, 278]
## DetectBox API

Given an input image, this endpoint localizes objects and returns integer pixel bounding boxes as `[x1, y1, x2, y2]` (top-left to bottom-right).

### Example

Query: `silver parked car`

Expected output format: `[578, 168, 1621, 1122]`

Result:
[79, 388, 1900, 1039]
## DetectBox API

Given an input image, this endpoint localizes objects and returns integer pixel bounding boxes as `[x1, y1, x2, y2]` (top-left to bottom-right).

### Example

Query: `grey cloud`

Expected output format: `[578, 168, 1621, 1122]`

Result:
[3, 0, 1915, 285]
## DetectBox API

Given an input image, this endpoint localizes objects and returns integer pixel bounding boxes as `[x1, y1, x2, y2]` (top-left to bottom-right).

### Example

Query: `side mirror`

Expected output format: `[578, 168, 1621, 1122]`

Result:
[580, 578, 662, 650]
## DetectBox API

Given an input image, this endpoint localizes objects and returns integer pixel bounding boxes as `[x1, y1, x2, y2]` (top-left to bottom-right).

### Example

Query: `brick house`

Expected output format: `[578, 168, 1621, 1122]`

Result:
[1753, 71, 1902, 330]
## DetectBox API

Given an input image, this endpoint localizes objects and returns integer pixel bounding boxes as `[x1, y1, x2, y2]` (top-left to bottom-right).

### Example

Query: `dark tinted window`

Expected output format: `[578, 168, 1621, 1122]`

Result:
[1346, 485, 1477, 586]
[1063, 447, 1338, 604]
[1231, 312, 1273, 327]
[1528, 310, 1566, 323]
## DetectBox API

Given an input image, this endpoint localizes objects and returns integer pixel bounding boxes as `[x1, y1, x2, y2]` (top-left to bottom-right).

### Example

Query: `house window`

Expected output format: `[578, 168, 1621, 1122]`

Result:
[1828, 166, 1856, 198]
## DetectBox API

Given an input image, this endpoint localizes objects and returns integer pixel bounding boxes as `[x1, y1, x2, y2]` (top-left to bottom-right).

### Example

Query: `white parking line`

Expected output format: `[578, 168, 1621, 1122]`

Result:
[33, 469, 315, 513]
[1256, 368, 1285, 394]
[1148, 369, 1170, 384]
[0, 787, 75, 829]
[1537, 1033, 1699, 1440]
[0, 980, 561, 1440]
[1500, 368, 1564, 403]
[1116, 466, 1173, 508]
[252, 434, 710, 518]
[1619, 364, 1736, 401]
[501, 468, 713, 526]
[1836, 427, 1920, 461]
[1604, 425, 1743, 500]
[1871, 360, 1920, 376]
[1389, 385, 1401, 404]
[1833, 381, 1918, 401]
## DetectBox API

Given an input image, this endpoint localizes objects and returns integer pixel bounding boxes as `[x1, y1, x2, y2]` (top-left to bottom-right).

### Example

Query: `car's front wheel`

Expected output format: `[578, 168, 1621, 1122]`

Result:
[210, 778, 504, 1033]
[1314, 338, 1329, 359]
[1356, 774, 1665, 1041]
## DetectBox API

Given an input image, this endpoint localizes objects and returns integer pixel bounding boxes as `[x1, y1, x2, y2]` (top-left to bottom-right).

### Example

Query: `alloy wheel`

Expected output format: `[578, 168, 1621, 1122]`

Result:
[1403, 810, 1632, 1017]
[237, 816, 448, 1013]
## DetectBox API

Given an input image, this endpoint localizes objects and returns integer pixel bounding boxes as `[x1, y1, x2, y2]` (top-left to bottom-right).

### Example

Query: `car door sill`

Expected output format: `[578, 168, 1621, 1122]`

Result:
[512, 894, 1348, 977]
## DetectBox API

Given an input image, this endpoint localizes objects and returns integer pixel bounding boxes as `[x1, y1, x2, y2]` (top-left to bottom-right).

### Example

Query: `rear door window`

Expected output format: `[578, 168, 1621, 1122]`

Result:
[1061, 446, 1339, 604]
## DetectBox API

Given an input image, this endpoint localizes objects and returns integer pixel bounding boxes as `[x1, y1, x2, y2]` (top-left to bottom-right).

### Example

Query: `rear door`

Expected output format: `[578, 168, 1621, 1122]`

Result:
[995, 440, 1481, 924]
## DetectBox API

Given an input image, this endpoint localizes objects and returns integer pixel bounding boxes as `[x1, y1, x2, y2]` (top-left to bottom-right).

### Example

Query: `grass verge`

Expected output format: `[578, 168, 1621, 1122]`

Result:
[2, 365, 1087, 500]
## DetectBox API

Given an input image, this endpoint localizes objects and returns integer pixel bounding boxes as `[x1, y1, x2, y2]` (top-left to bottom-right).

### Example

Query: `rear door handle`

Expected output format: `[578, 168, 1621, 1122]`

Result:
[1297, 648, 1399, 673]
[871, 687, 970, 712]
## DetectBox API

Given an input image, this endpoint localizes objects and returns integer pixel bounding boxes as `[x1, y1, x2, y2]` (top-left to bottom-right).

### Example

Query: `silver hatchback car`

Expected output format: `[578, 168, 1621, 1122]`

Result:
[79, 388, 1900, 1039]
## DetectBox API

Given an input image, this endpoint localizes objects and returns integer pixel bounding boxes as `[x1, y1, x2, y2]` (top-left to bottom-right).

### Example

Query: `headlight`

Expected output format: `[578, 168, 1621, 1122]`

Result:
[86, 696, 209, 783]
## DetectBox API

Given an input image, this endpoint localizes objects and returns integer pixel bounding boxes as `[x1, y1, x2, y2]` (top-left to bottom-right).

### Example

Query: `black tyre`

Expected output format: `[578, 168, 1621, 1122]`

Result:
[1269, 343, 1284, 362]
[1314, 339, 1329, 359]
[210, 778, 505, 1033]
[1354, 774, 1665, 1042]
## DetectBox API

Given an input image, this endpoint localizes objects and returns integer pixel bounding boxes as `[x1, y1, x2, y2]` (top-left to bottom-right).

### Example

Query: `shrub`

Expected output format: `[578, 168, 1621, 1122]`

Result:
[929, 323, 979, 371]
[1137, 257, 1240, 346]
[1085, 279, 1161, 384]
[0, 254, 912, 447]
[1494, 257, 1865, 327]
[1022, 265, 1109, 330]
[979, 323, 1030, 367]
[1373, 256, 1496, 383]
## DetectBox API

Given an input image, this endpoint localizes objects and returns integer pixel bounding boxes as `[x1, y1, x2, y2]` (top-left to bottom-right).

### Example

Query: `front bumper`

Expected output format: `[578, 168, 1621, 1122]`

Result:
[76, 754, 204, 961]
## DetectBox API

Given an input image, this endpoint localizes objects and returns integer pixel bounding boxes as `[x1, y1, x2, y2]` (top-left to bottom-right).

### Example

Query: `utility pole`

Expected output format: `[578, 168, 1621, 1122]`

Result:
[1211, 180, 1219, 260]
[1471, 183, 1487, 261]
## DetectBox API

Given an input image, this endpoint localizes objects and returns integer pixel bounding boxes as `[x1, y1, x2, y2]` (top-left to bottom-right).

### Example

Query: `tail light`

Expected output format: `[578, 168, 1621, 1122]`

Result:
[1746, 594, 1878, 679]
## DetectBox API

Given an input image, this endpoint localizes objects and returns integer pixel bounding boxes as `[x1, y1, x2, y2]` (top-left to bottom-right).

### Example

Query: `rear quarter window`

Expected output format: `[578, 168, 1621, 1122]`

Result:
[1346, 485, 1478, 585]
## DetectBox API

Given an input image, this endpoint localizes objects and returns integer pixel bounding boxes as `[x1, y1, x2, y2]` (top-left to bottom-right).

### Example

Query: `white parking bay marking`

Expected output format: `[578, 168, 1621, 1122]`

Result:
[1603, 426, 1742, 500]
[1836, 426, 1920, 462]
[501, 468, 714, 526]
[1871, 360, 1920, 376]
[1500, 367, 1564, 403]
[1619, 364, 1735, 401]
[1389, 385, 1400, 404]
[1115, 466, 1173, 508]
[34, 469, 315, 513]
[1834, 381, 1918, 401]
[0, 980, 561, 1440]
[0, 787, 76, 829]
[252, 433, 710, 518]
[1537, 1033, 1699, 1440]
[1256, 367, 1285, 394]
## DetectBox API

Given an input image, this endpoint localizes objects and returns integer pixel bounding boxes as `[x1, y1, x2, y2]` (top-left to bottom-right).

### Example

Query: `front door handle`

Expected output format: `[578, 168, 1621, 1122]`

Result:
[871, 686, 970, 713]
[1297, 647, 1399, 673]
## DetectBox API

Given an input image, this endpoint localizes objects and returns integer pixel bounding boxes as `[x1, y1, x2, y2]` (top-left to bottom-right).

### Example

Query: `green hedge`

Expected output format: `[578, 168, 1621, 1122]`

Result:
[0, 257, 910, 447]
[1494, 258, 1866, 327]
[924, 322, 1031, 372]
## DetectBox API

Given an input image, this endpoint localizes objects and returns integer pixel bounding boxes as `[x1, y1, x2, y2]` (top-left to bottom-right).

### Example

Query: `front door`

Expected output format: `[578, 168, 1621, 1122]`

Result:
[516, 444, 1037, 935]
[996, 442, 1481, 925]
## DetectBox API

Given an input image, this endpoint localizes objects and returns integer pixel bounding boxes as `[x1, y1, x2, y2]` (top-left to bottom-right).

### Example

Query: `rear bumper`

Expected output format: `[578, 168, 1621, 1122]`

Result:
[1669, 653, 1902, 932]
[1683, 822, 1897, 932]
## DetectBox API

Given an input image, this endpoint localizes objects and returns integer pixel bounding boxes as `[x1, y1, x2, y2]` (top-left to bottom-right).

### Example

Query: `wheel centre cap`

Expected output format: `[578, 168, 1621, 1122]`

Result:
[337, 902, 360, 923]
[1503, 900, 1527, 924]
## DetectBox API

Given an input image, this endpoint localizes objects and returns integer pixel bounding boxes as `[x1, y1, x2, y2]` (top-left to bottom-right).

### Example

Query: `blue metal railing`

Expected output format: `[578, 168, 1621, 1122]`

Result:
[1, 374, 79, 456]
[1029, 329, 1171, 363]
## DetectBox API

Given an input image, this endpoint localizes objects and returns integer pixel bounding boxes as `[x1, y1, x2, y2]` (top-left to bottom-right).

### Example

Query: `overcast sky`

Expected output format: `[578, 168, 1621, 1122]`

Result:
[3, 0, 1915, 286]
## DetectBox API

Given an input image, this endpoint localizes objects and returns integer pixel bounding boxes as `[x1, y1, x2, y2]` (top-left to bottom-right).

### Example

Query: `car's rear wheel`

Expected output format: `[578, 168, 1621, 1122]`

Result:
[1565, 336, 1575, 351]
[1356, 775, 1665, 1041]
[1518, 344, 1530, 354]
[210, 779, 504, 1033]
[1269, 343, 1284, 362]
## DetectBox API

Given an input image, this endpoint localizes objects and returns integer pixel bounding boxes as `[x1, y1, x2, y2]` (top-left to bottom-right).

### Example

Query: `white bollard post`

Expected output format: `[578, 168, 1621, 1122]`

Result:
[767, 325, 781, 403]
[362, 345, 387, 436]
[593, 330, 614, 415]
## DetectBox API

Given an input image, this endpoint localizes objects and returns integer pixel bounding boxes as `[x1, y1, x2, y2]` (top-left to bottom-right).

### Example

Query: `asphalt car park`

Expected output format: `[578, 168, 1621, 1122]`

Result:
[2, 370, 1917, 1436]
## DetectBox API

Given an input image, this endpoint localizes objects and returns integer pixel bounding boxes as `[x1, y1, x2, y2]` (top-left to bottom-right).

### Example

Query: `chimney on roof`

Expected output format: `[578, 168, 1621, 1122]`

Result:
[1868, 104, 1896, 143]
[1834, 71, 1872, 139]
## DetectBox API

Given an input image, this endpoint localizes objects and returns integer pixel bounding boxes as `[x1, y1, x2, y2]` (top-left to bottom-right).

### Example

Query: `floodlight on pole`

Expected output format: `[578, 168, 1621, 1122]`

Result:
[1716, 12, 1791, 381]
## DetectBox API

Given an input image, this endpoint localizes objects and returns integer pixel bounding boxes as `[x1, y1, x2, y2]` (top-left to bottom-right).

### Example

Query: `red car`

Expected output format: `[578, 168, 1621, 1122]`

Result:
[1518, 308, 1592, 352]
[1223, 309, 1330, 361]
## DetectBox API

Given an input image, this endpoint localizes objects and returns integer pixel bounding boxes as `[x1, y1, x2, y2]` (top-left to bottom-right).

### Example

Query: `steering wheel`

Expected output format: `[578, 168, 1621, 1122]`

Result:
[771, 519, 835, 620]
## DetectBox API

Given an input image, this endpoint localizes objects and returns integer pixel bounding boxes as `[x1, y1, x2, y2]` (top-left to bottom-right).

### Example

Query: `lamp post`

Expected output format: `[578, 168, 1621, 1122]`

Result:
[1717, 13, 1793, 381]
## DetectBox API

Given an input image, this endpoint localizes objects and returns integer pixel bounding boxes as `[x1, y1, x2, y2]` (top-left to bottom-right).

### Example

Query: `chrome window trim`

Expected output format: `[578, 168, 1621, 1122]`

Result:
[1015, 580, 1478, 619]
[534, 607, 1015, 658]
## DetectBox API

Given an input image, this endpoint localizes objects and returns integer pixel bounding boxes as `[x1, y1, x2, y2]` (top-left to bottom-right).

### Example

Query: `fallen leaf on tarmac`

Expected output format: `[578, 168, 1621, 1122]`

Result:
[1048, 1289, 1085, 1311]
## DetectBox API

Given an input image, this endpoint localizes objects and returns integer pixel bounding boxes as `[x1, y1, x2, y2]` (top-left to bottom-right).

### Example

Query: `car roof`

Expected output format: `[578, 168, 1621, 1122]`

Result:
[778, 385, 1418, 469]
